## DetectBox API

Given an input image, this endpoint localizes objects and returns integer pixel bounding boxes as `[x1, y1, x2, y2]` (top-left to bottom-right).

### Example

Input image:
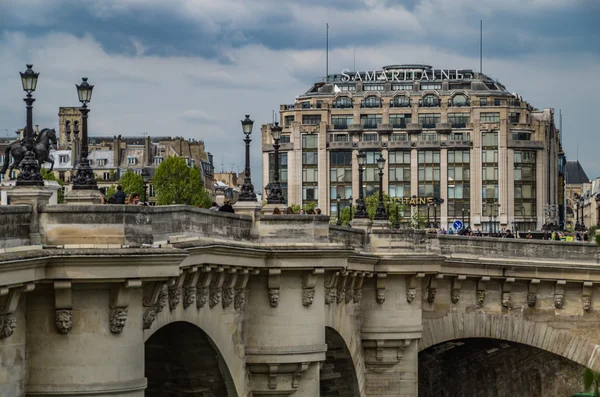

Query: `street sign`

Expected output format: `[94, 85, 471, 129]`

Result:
[453, 220, 463, 231]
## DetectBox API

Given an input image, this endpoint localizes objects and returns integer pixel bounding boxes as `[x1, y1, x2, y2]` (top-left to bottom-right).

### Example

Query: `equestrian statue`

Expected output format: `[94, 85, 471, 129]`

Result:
[0, 128, 57, 179]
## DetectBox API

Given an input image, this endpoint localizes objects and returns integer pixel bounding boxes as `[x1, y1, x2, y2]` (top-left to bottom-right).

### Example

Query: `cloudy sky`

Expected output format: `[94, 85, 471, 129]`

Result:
[1, 0, 599, 187]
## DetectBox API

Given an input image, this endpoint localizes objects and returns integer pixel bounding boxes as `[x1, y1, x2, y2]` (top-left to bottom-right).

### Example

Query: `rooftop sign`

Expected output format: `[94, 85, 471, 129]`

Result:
[340, 68, 472, 83]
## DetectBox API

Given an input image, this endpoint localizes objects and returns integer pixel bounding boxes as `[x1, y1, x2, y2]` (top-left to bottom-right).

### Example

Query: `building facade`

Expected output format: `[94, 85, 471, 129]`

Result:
[262, 64, 562, 231]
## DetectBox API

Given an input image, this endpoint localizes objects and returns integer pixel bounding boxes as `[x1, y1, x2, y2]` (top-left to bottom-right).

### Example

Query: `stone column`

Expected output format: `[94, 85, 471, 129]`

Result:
[245, 269, 326, 396]
[26, 283, 145, 397]
[361, 273, 421, 397]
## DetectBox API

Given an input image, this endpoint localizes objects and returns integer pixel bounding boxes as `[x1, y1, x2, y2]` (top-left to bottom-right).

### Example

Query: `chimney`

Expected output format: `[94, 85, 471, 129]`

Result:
[113, 135, 121, 167]
[144, 136, 151, 166]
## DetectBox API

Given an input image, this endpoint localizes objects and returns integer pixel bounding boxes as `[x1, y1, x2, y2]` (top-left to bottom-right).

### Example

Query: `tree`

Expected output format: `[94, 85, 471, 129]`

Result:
[41, 169, 64, 204]
[105, 185, 116, 201]
[118, 170, 145, 197]
[153, 156, 212, 207]
[584, 368, 600, 397]
[363, 193, 406, 225]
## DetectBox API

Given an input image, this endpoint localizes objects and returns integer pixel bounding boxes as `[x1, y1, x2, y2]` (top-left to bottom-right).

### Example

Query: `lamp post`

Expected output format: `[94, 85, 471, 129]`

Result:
[16, 64, 44, 186]
[433, 201, 438, 228]
[72, 77, 98, 190]
[461, 207, 465, 227]
[394, 199, 400, 229]
[426, 203, 431, 228]
[468, 208, 471, 227]
[349, 196, 353, 222]
[336, 194, 341, 225]
[493, 201, 501, 234]
[596, 194, 600, 227]
[267, 122, 285, 204]
[142, 169, 150, 202]
[239, 115, 257, 201]
[374, 155, 387, 220]
[354, 152, 368, 218]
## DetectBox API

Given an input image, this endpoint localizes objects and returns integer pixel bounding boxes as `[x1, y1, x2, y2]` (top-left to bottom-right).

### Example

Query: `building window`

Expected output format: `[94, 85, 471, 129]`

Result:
[482, 131, 499, 232]
[447, 150, 471, 227]
[330, 151, 352, 215]
[302, 134, 318, 207]
[361, 133, 379, 142]
[480, 112, 500, 123]
[494, 98, 502, 106]
[280, 135, 291, 143]
[59, 155, 68, 163]
[390, 96, 410, 108]
[339, 85, 356, 91]
[512, 131, 531, 141]
[514, 150, 536, 220]
[421, 83, 442, 90]
[451, 94, 469, 107]
[450, 132, 471, 141]
[59, 171, 66, 182]
[390, 114, 411, 128]
[96, 159, 107, 167]
[362, 150, 382, 198]
[418, 113, 441, 129]
[284, 115, 295, 126]
[361, 96, 381, 108]
[302, 115, 321, 125]
[392, 84, 412, 91]
[103, 172, 110, 180]
[128, 157, 137, 165]
[509, 112, 520, 124]
[479, 98, 488, 106]
[390, 133, 408, 141]
[418, 150, 441, 217]
[448, 113, 470, 128]
[332, 134, 349, 142]
[364, 84, 384, 91]
[360, 114, 382, 129]
[332, 115, 353, 129]
[269, 151, 288, 203]
[420, 132, 438, 142]
[301, 102, 310, 109]
[333, 96, 353, 109]
[420, 94, 440, 107]
[388, 150, 412, 219]
[154, 157, 163, 166]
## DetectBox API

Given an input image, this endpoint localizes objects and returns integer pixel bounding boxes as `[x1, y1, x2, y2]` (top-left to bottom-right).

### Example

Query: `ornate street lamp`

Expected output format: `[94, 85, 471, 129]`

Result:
[433, 201, 438, 228]
[461, 207, 465, 227]
[426, 203, 431, 228]
[72, 77, 97, 190]
[16, 64, 44, 186]
[336, 194, 341, 225]
[348, 196, 353, 222]
[266, 122, 285, 204]
[374, 155, 387, 220]
[354, 152, 368, 218]
[239, 115, 257, 201]
[394, 199, 400, 229]
[467, 208, 471, 227]
[596, 194, 600, 227]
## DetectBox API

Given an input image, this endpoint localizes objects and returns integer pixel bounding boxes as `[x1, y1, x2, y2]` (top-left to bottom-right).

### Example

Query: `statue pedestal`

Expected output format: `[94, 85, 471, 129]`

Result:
[372, 220, 392, 230]
[64, 189, 102, 205]
[350, 218, 373, 232]
[5, 186, 53, 244]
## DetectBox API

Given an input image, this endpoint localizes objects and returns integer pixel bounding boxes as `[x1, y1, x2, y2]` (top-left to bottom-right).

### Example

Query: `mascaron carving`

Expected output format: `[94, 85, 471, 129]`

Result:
[502, 292, 511, 308]
[554, 294, 564, 309]
[143, 284, 168, 330]
[302, 288, 315, 307]
[451, 289, 460, 304]
[325, 288, 337, 305]
[183, 286, 196, 309]
[269, 288, 280, 307]
[168, 285, 181, 311]
[426, 288, 437, 304]
[109, 308, 128, 333]
[354, 289, 362, 304]
[210, 287, 222, 308]
[527, 293, 537, 307]
[234, 289, 246, 310]
[196, 287, 209, 309]
[376, 290, 385, 304]
[0, 315, 16, 339]
[476, 290, 486, 307]
[222, 288, 234, 309]
[583, 296, 592, 312]
[55, 309, 73, 334]
[406, 288, 416, 304]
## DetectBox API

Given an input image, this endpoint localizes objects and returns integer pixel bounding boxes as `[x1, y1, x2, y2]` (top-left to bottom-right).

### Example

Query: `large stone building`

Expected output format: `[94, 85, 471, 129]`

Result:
[262, 64, 563, 232]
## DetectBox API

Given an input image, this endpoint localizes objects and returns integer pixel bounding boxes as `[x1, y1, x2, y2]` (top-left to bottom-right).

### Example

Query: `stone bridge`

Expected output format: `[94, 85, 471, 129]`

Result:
[0, 204, 599, 397]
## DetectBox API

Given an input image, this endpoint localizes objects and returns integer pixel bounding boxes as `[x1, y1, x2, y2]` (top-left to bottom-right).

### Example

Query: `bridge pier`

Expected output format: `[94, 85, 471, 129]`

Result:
[25, 283, 146, 397]
[361, 273, 422, 397]
[245, 269, 326, 396]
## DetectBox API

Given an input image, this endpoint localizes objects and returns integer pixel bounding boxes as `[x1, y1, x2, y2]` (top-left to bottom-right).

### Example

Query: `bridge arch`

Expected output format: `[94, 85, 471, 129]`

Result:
[144, 321, 237, 397]
[321, 326, 361, 397]
[420, 312, 600, 370]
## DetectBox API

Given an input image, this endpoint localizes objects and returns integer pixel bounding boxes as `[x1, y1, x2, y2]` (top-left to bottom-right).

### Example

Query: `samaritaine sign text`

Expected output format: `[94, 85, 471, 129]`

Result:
[341, 69, 468, 82]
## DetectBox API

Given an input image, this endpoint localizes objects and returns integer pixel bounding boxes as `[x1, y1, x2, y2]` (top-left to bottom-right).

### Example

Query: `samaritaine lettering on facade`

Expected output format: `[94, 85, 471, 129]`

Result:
[262, 64, 563, 232]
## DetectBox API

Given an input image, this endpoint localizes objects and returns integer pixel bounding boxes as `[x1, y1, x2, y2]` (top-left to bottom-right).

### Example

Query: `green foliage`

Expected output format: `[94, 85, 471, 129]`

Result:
[338, 206, 353, 226]
[105, 185, 116, 201]
[153, 156, 212, 207]
[583, 368, 600, 397]
[303, 201, 317, 212]
[290, 204, 301, 214]
[409, 211, 428, 229]
[118, 170, 145, 197]
[363, 193, 406, 225]
[41, 169, 64, 204]
[596, 234, 600, 248]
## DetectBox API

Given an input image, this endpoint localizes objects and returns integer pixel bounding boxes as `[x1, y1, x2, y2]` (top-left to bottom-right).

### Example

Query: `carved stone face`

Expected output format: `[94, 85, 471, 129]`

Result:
[583, 296, 592, 311]
[476, 290, 486, 306]
[501, 293, 510, 308]
[234, 289, 246, 310]
[554, 294, 564, 309]
[302, 288, 315, 307]
[143, 307, 158, 330]
[156, 286, 168, 312]
[196, 287, 209, 309]
[0, 315, 16, 339]
[527, 293, 536, 307]
[109, 308, 128, 333]
[451, 289, 460, 304]
[376, 290, 385, 304]
[427, 288, 437, 304]
[55, 310, 73, 334]
[406, 288, 417, 304]
[269, 288, 280, 307]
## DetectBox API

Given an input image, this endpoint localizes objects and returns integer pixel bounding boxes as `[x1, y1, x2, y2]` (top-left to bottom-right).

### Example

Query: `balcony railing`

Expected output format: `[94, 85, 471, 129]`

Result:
[390, 101, 411, 108]
[449, 101, 471, 107]
[419, 101, 440, 108]
[361, 121, 379, 129]
[450, 121, 467, 128]
[421, 122, 437, 129]
[332, 103, 353, 109]
[333, 123, 349, 130]
[391, 121, 408, 128]
[361, 102, 381, 108]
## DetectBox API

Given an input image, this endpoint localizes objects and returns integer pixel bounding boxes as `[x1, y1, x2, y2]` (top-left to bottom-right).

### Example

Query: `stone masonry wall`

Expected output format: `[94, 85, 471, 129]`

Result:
[0, 205, 31, 249]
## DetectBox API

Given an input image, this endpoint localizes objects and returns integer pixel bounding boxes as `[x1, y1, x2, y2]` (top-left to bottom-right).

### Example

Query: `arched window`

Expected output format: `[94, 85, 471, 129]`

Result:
[451, 94, 468, 107]
[65, 121, 71, 142]
[391, 96, 410, 108]
[362, 96, 381, 108]
[333, 96, 353, 109]
[421, 94, 439, 107]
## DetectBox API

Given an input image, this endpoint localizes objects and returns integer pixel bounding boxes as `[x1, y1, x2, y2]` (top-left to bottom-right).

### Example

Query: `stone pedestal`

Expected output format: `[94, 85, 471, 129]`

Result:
[372, 220, 391, 230]
[263, 203, 287, 215]
[349, 218, 373, 232]
[64, 189, 102, 205]
[233, 200, 262, 221]
[5, 186, 53, 244]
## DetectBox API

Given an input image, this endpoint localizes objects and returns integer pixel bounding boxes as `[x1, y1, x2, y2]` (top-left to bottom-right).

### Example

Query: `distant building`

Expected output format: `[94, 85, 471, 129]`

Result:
[565, 160, 591, 229]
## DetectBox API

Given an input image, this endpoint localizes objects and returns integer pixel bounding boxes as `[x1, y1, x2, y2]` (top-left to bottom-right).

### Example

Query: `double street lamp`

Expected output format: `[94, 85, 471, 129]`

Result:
[16, 64, 44, 186]
[239, 115, 257, 201]
[71, 77, 97, 190]
[354, 152, 368, 218]
[373, 155, 387, 220]
[266, 122, 285, 205]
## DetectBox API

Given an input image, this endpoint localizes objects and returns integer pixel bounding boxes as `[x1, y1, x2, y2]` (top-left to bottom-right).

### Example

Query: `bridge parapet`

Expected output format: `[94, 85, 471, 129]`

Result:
[0, 205, 31, 249]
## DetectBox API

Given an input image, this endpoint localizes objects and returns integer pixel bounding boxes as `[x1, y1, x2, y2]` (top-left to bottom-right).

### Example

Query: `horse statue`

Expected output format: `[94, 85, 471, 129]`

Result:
[0, 128, 57, 179]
